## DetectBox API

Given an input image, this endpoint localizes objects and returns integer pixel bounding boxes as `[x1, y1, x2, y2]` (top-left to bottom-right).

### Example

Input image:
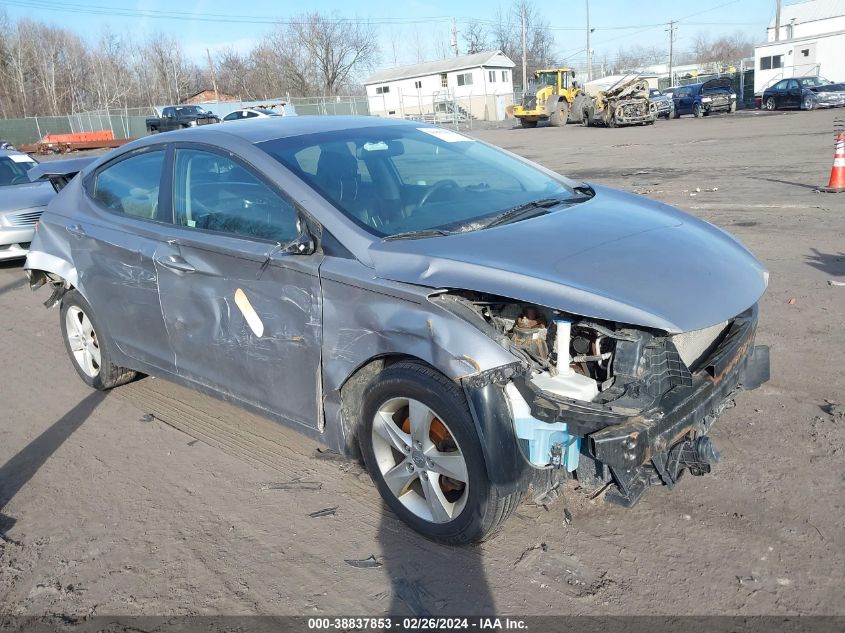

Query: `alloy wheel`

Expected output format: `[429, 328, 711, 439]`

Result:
[65, 306, 101, 378]
[766, 97, 776, 111]
[371, 397, 469, 523]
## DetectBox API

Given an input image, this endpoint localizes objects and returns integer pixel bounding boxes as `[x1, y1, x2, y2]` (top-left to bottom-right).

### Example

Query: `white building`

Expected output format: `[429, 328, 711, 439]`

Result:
[364, 50, 516, 122]
[754, 0, 845, 92]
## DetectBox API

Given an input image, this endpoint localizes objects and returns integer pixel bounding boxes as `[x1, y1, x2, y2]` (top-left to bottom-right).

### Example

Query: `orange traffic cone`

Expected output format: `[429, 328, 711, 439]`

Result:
[821, 132, 845, 193]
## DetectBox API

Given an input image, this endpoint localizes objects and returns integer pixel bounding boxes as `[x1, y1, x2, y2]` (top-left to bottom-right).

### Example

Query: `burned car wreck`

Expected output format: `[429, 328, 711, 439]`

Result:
[24, 117, 769, 544]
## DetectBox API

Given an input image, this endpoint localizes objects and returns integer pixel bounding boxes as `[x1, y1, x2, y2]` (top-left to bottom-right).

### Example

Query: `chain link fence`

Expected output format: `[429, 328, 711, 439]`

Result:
[0, 107, 155, 146]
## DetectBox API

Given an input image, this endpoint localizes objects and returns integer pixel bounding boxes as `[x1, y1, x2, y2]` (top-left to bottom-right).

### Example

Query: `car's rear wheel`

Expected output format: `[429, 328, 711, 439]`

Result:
[765, 96, 776, 111]
[359, 361, 522, 544]
[60, 290, 136, 390]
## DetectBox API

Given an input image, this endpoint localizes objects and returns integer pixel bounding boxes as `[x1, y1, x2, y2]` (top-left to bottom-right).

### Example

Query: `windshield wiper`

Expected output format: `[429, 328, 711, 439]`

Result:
[383, 228, 453, 241]
[480, 195, 581, 229]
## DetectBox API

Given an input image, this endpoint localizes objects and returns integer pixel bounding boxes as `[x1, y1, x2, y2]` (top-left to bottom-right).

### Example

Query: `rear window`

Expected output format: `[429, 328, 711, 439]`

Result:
[92, 150, 165, 219]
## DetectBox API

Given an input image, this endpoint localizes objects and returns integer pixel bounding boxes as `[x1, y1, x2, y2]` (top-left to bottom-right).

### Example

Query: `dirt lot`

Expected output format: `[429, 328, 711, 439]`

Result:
[1, 109, 843, 617]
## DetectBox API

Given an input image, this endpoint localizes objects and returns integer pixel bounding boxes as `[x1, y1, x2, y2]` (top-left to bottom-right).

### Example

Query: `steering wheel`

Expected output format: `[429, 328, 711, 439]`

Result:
[417, 179, 459, 208]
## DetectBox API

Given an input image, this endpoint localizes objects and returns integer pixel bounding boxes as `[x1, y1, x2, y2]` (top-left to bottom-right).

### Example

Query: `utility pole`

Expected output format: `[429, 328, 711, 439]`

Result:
[451, 17, 459, 57]
[666, 21, 677, 87]
[586, 0, 592, 81]
[521, 5, 527, 93]
[206, 48, 219, 102]
[774, 0, 782, 41]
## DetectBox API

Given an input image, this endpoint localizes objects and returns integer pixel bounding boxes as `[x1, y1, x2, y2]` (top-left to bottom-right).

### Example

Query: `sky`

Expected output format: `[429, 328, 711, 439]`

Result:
[0, 0, 784, 69]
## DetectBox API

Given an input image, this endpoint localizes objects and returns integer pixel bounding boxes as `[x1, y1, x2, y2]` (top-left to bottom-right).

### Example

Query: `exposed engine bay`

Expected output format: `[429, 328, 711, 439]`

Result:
[435, 290, 768, 506]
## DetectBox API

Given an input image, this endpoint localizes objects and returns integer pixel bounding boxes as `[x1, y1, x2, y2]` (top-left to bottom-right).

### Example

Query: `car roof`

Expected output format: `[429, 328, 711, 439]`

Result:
[130, 115, 417, 148]
[0, 149, 28, 158]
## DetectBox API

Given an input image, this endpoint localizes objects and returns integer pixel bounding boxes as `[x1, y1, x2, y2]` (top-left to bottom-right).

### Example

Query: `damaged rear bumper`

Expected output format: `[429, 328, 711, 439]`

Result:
[462, 306, 770, 505]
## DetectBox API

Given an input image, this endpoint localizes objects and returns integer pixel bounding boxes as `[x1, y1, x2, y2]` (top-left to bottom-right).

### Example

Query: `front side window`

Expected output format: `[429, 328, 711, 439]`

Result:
[0, 155, 37, 187]
[173, 148, 298, 243]
[787, 79, 800, 90]
[259, 125, 581, 238]
[92, 150, 164, 219]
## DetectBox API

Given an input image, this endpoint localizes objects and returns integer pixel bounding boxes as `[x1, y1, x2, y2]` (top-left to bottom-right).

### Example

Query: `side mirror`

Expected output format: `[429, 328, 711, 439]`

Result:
[283, 231, 315, 256]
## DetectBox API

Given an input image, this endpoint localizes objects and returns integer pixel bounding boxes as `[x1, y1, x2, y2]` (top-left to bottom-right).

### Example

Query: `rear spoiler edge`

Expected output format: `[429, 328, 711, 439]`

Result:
[28, 156, 97, 192]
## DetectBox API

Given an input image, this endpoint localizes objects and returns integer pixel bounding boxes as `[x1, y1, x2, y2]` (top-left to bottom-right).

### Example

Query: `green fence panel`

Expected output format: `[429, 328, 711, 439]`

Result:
[0, 119, 41, 146]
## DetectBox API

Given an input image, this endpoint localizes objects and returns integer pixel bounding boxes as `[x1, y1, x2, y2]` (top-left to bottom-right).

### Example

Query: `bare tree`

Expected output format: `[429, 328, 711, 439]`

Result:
[463, 20, 489, 55]
[288, 13, 379, 95]
[489, 1, 556, 87]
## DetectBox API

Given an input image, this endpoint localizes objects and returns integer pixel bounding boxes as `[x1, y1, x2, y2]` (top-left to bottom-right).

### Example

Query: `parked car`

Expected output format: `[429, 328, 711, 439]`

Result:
[145, 105, 220, 133]
[672, 78, 737, 118]
[0, 140, 15, 150]
[25, 117, 770, 543]
[761, 76, 845, 110]
[0, 150, 55, 261]
[222, 107, 294, 122]
[648, 88, 674, 119]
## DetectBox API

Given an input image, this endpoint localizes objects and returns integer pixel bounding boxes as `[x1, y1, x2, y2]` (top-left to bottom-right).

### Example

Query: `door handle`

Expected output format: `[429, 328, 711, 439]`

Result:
[66, 223, 86, 238]
[156, 254, 196, 274]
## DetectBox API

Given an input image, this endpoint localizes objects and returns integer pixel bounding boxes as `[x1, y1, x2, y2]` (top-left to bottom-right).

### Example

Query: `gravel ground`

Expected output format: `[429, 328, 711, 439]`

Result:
[0, 108, 843, 618]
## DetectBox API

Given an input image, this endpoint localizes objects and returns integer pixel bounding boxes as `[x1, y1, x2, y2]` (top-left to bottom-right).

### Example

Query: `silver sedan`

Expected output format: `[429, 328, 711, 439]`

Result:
[25, 117, 770, 543]
[0, 150, 54, 261]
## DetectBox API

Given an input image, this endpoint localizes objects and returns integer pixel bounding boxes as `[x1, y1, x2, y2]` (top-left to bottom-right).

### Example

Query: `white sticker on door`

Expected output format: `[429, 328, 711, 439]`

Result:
[234, 288, 264, 338]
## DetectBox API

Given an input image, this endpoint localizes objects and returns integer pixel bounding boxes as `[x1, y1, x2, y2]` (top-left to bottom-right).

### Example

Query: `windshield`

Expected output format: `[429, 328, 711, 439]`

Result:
[536, 72, 558, 87]
[258, 125, 579, 238]
[649, 89, 661, 98]
[0, 155, 37, 187]
[801, 77, 832, 87]
[702, 81, 732, 94]
[176, 106, 209, 116]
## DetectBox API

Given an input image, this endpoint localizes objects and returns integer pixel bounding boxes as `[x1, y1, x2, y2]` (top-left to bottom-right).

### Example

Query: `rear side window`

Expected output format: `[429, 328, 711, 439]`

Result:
[172, 148, 298, 243]
[92, 150, 165, 219]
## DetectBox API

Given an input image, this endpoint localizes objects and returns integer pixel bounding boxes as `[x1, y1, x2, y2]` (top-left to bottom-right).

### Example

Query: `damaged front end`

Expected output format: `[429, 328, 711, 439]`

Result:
[437, 292, 770, 507]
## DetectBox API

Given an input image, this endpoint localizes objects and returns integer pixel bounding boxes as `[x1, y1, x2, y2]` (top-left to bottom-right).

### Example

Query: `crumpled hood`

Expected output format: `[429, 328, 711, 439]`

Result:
[1, 181, 55, 212]
[369, 185, 768, 333]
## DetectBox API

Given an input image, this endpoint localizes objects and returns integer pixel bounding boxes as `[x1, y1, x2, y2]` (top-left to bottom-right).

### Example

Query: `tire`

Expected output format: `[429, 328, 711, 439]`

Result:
[730, 101, 737, 113]
[765, 96, 776, 111]
[672, 108, 681, 119]
[803, 95, 815, 111]
[519, 119, 538, 128]
[549, 102, 569, 127]
[693, 103, 703, 118]
[359, 361, 523, 544]
[60, 290, 137, 391]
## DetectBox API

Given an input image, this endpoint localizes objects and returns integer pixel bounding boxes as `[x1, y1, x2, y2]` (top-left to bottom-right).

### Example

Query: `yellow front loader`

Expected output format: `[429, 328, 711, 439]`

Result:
[512, 68, 587, 128]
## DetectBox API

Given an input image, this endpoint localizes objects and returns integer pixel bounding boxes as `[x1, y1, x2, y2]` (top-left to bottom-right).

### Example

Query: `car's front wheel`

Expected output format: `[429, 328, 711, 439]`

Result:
[693, 103, 703, 118]
[60, 290, 136, 390]
[803, 95, 816, 111]
[360, 361, 522, 544]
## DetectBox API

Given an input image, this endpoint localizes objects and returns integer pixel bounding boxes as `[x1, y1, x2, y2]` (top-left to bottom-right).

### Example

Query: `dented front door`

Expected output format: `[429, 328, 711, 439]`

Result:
[153, 232, 324, 428]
